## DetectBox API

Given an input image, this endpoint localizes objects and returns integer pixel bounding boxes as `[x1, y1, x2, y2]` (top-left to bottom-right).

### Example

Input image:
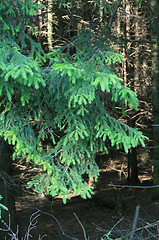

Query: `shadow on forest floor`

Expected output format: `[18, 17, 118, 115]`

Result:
[14, 149, 159, 239]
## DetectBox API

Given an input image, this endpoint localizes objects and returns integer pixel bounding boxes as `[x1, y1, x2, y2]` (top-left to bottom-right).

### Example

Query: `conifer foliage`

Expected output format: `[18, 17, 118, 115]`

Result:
[0, 0, 147, 202]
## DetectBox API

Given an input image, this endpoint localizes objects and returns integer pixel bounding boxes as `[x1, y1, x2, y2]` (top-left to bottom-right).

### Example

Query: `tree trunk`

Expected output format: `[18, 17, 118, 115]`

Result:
[0, 139, 17, 238]
[127, 117, 140, 184]
[127, 147, 139, 184]
[48, 0, 53, 50]
[151, 0, 159, 187]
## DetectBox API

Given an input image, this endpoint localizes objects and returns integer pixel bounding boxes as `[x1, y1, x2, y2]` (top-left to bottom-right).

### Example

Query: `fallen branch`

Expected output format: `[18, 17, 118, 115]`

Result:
[108, 183, 159, 189]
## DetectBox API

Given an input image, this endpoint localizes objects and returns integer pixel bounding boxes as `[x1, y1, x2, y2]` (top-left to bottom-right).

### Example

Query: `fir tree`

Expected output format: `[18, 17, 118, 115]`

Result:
[0, 0, 147, 203]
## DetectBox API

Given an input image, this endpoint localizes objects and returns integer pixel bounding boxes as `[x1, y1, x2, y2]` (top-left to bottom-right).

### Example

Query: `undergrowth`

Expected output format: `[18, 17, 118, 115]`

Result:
[0, 204, 159, 240]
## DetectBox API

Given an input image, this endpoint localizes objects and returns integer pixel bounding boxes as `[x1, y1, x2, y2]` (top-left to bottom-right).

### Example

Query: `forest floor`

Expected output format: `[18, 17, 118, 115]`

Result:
[15, 149, 159, 240]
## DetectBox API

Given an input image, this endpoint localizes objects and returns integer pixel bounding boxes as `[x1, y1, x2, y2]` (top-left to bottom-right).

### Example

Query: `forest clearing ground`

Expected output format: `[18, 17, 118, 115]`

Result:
[15, 150, 159, 239]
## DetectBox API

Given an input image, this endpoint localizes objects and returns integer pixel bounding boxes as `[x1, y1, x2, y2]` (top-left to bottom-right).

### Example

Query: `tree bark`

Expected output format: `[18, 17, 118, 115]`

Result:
[151, 0, 159, 187]
[48, 0, 53, 50]
[127, 117, 140, 184]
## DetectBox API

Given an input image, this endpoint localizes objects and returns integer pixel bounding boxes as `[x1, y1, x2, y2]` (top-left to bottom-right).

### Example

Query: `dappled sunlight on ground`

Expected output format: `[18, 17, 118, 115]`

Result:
[14, 149, 159, 239]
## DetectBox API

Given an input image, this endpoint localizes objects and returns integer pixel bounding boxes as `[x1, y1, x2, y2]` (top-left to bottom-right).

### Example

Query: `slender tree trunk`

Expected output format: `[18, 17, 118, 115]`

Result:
[124, 0, 139, 184]
[48, 0, 53, 50]
[127, 4, 140, 185]
[127, 117, 140, 184]
[134, 5, 139, 94]
[151, 0, 159, 187]
[127, 148, 139, 183]
[37, 0, 43, 44]
[0, 139, 17, 238]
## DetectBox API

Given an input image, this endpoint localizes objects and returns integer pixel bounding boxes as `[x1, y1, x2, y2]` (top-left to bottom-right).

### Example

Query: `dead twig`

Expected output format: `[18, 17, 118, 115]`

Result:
[129, 205, 140, 240]
[73, 213, 88, 240]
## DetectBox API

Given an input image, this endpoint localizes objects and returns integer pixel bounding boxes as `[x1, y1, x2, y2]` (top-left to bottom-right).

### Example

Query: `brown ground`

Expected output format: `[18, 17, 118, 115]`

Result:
[15, 150, 159, 240]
